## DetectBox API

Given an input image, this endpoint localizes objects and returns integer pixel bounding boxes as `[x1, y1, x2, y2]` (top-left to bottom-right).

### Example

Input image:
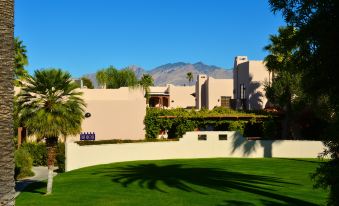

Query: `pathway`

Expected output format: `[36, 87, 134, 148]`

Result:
[15, 166, 57, 197]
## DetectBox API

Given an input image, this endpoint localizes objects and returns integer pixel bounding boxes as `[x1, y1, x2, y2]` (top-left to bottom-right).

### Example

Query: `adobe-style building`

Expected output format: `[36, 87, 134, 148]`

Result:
[148, 76, 233, 110]
[233, 56, 271, 110]
[148, 85, 195, 109]
[195, 75, 233, 110]
[69, 87, 146, 141]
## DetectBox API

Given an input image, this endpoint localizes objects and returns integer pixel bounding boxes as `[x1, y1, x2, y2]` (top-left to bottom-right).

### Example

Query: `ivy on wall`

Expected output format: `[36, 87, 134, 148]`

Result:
[144, 108, 279, 139]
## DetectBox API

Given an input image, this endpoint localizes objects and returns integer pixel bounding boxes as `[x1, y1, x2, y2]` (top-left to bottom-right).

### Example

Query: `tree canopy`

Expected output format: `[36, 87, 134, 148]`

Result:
[269, 0, 339, 204]
[95, 66, 138, 89]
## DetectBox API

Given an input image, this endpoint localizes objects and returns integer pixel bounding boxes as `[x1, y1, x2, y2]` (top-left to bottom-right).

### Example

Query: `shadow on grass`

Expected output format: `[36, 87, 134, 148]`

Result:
[217, 199, 294, 206]
[95, 163, 316, 206]
[18, 181, 46, 195]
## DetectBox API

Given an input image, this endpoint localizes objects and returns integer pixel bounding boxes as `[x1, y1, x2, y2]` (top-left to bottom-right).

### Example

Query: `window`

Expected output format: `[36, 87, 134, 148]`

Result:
[219, 134, 228, 140]
[221, 96, 231, 108]
[198, 134, 207, 141]
[240, 84, 246, 99]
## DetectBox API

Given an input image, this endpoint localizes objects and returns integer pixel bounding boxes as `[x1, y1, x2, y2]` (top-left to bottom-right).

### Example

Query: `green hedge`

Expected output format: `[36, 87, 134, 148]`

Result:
[21, 142, 47, 166]
[20, 142, 65, 173]
[144, 108, 279, 139]
[15, 148, 34, 179]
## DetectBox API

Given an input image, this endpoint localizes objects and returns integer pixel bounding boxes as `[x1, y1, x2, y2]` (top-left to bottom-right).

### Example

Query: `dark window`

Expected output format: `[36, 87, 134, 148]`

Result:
[221, 96, 231, 108]
[219, 134, 228, 140]
[240, 84, 246, 99]
[198, 134, 207, 141]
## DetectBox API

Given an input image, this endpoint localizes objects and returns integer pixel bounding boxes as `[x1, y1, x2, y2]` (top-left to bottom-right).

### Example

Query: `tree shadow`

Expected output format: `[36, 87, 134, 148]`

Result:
[231, 133, 277, 158]
[96, 163, 317, 205]
[16, 181, 46, 195]
[217, 199, 294, 206]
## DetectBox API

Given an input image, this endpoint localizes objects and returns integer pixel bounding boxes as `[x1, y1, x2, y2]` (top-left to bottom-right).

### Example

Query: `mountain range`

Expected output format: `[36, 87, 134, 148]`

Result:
[83, 62, 233, 87]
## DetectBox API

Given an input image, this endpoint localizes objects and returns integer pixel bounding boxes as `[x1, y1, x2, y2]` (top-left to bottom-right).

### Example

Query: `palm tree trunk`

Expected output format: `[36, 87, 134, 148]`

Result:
[0, 0, 15, 205]
[46, 137, 58, 195]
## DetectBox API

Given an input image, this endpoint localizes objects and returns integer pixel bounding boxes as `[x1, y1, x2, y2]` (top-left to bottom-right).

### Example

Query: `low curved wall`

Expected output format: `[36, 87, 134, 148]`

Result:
[65, 131, 325, 171]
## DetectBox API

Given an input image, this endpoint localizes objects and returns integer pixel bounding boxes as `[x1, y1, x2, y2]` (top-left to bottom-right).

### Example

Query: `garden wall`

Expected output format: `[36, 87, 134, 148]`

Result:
[65, 131, 325, 171]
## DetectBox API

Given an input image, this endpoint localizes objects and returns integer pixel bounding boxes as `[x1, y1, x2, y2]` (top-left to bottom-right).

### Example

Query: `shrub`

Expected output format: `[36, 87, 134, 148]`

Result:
[21, 142, 47, 166]
[56, 142, 65, 173]
[228, 121, 246, 135]
[15, 148, 34, 179]
[262, 117, 279, 139]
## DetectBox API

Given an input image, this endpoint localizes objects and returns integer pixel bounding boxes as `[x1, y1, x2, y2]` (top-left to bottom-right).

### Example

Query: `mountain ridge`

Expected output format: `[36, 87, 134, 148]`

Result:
[83, 62, 233, 87]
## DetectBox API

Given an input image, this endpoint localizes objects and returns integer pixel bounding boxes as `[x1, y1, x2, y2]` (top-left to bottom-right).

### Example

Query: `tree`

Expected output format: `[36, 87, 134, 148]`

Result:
[139, 74, 154, 103]
[186, 72, 193, 86]
[264, 26, 302, 139]
[0, 0, 16, 205]
[95, 66, 138, 89]
[17, 69, 85, 194]
[269, 1, 339, 204]
[96, 69, 107, 88]
[14, 37, 29, 83]
[81, 77, 94, 89]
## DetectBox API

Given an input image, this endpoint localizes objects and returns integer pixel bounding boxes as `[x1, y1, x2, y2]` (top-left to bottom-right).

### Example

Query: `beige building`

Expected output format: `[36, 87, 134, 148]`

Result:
[233, 56, 271, 110]
[195, 75, 233, 110]
[68, 87, 146, 141]
[149, 84, 195, 109]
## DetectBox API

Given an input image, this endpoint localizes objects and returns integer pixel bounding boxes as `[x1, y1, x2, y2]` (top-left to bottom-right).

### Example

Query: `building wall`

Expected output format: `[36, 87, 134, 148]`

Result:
[68, 87, 146, 142]
[248, 61, 270, 110]
[206, 77, 233, 110]
[66, 131, 325, 171]
[233, 56, 270, 110]
[168, 85, 195, 108]
[195, 74, 208, 109]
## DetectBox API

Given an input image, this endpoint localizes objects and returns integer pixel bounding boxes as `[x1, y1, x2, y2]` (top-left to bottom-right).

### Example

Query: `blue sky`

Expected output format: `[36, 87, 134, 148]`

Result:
[15, 0, 285, 77]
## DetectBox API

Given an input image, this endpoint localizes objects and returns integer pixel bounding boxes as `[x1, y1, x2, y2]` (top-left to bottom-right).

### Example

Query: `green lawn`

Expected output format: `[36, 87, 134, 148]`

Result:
[17, 158, 328, 206]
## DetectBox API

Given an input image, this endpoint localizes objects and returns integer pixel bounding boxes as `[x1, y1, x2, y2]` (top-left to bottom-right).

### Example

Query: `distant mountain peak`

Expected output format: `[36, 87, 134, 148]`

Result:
[83, 61, 232, 88]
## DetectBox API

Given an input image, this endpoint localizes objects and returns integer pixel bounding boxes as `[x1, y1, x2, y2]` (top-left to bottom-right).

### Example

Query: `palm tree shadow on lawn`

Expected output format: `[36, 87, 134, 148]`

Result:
[95, 163, 317, 206]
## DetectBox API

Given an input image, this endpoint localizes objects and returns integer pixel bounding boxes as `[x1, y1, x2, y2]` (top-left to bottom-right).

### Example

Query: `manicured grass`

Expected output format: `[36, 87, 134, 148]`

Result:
[17, 158, 328, 206]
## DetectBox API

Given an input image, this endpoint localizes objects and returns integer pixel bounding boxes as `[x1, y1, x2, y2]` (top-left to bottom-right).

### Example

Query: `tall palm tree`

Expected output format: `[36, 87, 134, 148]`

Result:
[17, 69, 86, 194]
[0, 0, 15, 205]
[186, 72, 193, 86]
[264, 26, 299, 139]
[139, 74, 154, 103]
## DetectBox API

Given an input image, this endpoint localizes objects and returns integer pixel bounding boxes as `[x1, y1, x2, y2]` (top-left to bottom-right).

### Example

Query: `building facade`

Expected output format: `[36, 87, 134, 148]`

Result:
[233, 56, 271, 110]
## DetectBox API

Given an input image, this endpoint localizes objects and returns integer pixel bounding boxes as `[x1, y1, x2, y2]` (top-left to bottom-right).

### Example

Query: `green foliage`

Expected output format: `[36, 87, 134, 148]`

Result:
[15, 148, 34, 179]
[21, 142, 47, 166]
[262, 117, 278, 139]
[139, 74, 154, 102]
[56, 143, 65, 173]
[186, 72, 193, 85]
[17, 69, 86, 139]
[19, 142, 65, 171]
[269, 1, 339, 204]
[228, 121, 246, 136]
[81, 77, 94, 89]
[144, 108, 271, 139]
[95, 66, 138, 89]
[14, 37, 29, 83]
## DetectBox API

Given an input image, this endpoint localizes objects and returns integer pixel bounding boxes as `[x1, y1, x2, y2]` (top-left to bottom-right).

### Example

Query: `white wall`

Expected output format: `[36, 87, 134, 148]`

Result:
[66, 131, 325, 171]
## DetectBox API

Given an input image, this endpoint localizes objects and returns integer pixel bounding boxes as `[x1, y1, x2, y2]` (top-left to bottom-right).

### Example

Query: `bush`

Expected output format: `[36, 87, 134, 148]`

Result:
[15, 148, 34, 179]
[228, 121, 246, 135]
[21, 142, 47, 166]
[56, 143, 65, 173]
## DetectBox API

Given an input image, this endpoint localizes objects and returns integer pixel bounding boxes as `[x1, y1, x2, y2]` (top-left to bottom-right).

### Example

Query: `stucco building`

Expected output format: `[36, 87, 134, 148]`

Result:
[195, 75, 233, 110]
[233, 56, 271, 110]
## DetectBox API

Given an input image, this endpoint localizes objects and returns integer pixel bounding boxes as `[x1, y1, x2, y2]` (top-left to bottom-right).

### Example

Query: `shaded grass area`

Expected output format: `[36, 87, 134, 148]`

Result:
[16, 158, 328, 206]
